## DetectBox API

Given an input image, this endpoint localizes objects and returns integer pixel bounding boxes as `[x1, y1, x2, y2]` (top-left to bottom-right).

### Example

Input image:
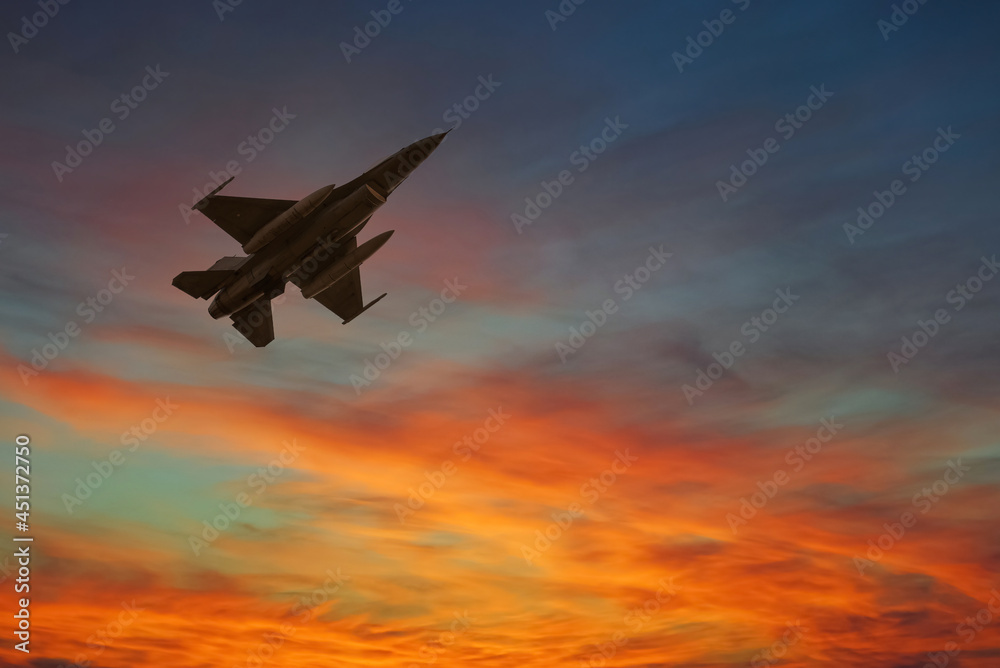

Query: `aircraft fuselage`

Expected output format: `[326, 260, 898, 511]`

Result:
[205, 131, 447, 319]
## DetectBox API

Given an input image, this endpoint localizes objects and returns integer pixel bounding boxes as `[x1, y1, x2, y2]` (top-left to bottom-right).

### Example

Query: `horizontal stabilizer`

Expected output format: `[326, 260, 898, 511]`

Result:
[172, 270, 234, 299]
[231, 297, 274, 348]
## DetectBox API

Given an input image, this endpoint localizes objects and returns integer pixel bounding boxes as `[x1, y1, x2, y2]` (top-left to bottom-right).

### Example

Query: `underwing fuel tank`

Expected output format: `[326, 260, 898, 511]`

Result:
[298, 230, 394, 299]
[242, 183, 338, 254]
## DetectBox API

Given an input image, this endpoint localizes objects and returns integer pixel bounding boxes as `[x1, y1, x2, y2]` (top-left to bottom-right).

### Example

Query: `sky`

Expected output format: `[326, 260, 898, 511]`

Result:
[1, 0, 999, 666]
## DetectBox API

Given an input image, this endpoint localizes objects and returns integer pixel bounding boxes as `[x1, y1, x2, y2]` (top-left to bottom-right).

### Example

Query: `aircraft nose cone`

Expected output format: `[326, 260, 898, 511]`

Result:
[429, 129, 451, 145]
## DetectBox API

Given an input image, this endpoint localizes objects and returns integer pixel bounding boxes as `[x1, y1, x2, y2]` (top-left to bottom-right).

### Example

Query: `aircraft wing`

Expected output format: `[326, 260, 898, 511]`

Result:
[312, 267, 365, 322]
[290, 238, 387, 324]
[312, 270, 387, 324]
[194, 195, 297, 245]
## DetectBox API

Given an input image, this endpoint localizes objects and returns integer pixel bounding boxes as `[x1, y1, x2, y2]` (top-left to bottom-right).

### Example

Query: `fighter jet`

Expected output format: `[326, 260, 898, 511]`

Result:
[172, 131, 448, 347]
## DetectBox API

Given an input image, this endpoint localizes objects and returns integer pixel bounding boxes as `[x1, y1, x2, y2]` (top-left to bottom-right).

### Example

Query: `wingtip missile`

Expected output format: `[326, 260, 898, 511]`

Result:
[342, 292, 388, 324]
[193, 176, 235, 211]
